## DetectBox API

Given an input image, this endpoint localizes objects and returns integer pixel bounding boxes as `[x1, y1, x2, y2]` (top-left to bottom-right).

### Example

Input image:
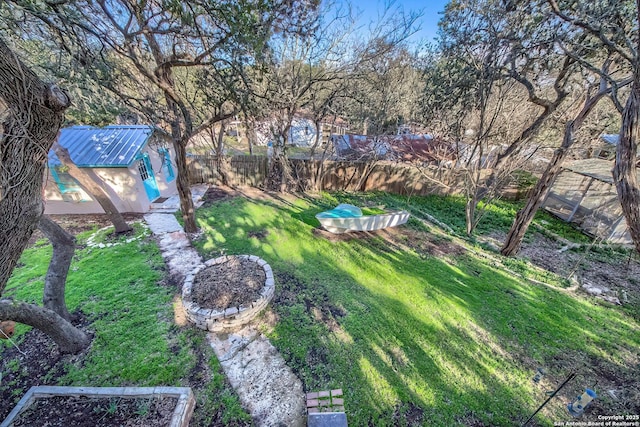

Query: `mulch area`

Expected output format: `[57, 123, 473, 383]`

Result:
[200, 186, 235, 208]
[192, 257, 266, 310]
[0, 313, 93, 422]
[11, 395, 177, 427]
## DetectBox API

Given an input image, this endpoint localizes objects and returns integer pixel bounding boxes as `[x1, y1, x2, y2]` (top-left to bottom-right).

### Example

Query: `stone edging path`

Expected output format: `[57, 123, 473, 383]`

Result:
[144, 211, 306, 427]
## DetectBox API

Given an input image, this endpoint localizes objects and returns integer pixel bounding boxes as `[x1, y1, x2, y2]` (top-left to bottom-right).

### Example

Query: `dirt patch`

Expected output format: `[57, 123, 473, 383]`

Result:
[313, 223, 467, 258]
[404, 236, 467, 258]
[200, 186, 235, 207]
[28, 213, 144, 245]
[378, 225, 467, 258]
[455, 411, 487, 427]
[511, 231, 640, 304]
[393, 402, 425, 426]
[247, 229, 269, 239]
[2, 214, 248, 427]
[102, 227, 138, 242]
[192, 257, 266, 310]
[11, 395, 177, 427]
[0, 316, 245, 427]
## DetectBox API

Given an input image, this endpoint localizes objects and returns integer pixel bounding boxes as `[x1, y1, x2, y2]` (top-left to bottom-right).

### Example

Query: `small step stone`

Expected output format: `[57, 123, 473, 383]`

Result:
[307, 412, 348, 427]
[306, 389, 347, 426]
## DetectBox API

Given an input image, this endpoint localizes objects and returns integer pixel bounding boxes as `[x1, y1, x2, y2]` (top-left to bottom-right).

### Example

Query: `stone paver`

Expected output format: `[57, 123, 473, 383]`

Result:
[307, 413, 348, 427]
[149, 184, 208, 213]
[144, 187, 307, 427]
[144, 214, 202, 283]
[144, 213, 185, 234]
[210, 328, 306, 427]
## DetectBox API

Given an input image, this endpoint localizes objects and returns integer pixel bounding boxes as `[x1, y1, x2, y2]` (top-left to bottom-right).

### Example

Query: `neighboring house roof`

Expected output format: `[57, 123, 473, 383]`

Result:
[564, 158, 617, 184]
[331, 134, 389, 159]
[391, 135, 455, 163]
[48, 125, 155, 168]
[331, 134, 453, 163]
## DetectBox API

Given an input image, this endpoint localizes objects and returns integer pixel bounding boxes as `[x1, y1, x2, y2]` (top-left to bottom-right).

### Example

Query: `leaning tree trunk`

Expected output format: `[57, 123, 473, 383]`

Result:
[313, 142, 332, 191]
[52, 142, 132, 234]
[0, 38, 89, 354]
[613, 74, 640, 254]
[501, 86, 610, 256]
[0, 37, 71, 293]
[0, 300, 89, 354]
[500, 147, 569, 256]
[38, 215, 75, 321]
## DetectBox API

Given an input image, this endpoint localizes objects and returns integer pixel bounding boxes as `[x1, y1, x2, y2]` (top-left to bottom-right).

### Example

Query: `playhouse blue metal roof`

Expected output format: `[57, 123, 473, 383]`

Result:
[48, 125, 154, 168]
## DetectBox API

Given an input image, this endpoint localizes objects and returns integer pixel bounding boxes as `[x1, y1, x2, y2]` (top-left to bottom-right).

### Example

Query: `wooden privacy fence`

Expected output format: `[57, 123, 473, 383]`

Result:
[187, 154, 467, 196]
[187, 155, 269, 187]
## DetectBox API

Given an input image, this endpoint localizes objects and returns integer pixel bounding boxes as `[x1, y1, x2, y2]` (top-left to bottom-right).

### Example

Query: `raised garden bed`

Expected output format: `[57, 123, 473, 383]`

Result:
[1, 386, 195, 427]
[182, 254, 275, 332]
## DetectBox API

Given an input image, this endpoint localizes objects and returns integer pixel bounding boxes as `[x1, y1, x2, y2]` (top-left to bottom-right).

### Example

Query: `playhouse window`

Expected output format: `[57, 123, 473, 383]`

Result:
[51, 167, 90, 202]
[158, 147, 175, 182]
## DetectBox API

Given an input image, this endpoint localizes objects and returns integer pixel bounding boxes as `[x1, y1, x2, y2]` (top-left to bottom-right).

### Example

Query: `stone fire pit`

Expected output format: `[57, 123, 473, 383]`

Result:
[182, 255, 275, 332]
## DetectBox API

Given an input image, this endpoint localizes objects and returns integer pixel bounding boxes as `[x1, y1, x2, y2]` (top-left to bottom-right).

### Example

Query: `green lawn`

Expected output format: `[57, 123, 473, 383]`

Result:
[192, 192, 640, 426]
[401, 193, 592, 244]
[1, 225, 250, 426]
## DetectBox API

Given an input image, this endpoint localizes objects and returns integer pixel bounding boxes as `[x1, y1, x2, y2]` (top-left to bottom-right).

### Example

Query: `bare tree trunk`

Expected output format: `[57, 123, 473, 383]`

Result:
[464, 162, 484, 235]
[267, 152, 292, 192]
[38, 215, 74, 321]
[0, 37, 71, 293]
[356, 159, 378, 192]
[214, 122, 230, 186]
[0, 300, 89, 353]
[174, 139, 197, 232]
[465, 195, 478, 235]
[52, 142, 132, 234]
[267, 124, 295, 192]
[611, 1, 640, 253]
[613, 73, 640, 254]
[240, 112, 255, 155]
[465, 60, 574, 232]
[313, 142, 332, 191]
[502, 85, 610, 256]
[247, 119, 255, 156]
[309, 119, 323, 159]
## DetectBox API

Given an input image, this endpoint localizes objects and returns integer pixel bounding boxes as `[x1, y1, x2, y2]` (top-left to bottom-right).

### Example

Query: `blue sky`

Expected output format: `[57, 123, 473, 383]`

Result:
[344, 0, 450, 44]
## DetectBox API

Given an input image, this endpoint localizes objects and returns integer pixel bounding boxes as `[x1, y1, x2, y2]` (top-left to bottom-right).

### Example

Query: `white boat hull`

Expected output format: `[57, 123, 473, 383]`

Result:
[316, 210, 410, 234]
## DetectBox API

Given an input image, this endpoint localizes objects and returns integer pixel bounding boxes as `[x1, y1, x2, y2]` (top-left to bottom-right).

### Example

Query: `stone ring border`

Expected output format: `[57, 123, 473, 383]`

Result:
[181, 255, 275, 332]
[85, 221, 149, 249]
